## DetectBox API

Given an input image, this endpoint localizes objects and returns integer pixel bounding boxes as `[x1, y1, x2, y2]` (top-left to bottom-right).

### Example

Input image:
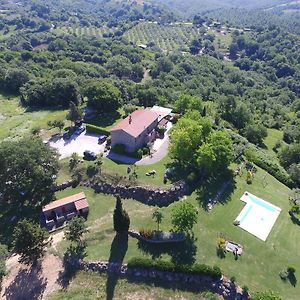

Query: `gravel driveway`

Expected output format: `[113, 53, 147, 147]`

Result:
[49, 132, 106, 159]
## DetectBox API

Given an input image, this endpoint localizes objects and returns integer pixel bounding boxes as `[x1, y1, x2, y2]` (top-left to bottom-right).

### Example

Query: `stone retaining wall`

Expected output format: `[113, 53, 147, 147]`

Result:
[50, 180, 74, 192]
[88, 181, 189, 207]
[66, 256, 248, 300]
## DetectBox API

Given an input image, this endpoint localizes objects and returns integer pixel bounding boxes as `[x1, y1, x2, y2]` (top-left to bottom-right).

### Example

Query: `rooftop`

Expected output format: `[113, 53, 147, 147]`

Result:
[42, 192, 88, 212]
[110, 109, 158, 138]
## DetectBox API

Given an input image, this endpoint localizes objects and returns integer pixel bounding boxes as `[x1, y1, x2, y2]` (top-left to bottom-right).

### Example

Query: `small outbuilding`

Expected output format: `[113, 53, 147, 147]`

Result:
[42, 192, 89, 229]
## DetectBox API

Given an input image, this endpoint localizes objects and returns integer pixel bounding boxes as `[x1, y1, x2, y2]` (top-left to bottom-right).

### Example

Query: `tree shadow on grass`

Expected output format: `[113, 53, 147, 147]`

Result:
[195, 170, 236, 211]
[3, 262, 47, 300]
[137, 236, 197, 266]
[288, 273, 297, 287]
[106, 233, 128, 300]
[289, 212, 300, 226]
[57, 243, 87, 289]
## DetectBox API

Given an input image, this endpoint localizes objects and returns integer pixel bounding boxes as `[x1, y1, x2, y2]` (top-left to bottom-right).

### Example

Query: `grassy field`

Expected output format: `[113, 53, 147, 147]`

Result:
[208, 28, 232, 53]
[125, 22, 200, 52]
[53, 162, 300, 299]
[58, 153, 172, 187]
[50, 271, 220, 300]
[0, 95, 68, 141]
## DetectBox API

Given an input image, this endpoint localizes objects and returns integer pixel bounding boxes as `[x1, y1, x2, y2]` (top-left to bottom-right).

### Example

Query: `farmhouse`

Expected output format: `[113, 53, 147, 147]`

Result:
[42, 192, 89, 229]
[110, 109, 159, 153]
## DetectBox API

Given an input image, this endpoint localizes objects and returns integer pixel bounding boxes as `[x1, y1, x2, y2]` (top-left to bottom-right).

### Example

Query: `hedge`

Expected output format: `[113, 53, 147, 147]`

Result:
[127, 257, 222, 280]
[86, 124, 110, 135]
[245, 147, 294, 188]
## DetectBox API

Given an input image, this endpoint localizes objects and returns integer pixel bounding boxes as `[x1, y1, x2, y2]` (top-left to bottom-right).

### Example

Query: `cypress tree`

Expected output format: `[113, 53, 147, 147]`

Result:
[113, 195, 130, 233]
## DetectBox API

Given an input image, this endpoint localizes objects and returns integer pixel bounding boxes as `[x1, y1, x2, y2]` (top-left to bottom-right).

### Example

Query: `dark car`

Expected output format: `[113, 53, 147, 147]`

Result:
[63, 131, 71, 140]
[98, 135, 107, 144]
[83, 150, 97, 160]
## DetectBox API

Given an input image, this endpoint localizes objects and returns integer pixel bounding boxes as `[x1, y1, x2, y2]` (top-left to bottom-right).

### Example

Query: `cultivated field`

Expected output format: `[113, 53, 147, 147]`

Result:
[52, 26, 114, 38]
[125, 22, 200, 52]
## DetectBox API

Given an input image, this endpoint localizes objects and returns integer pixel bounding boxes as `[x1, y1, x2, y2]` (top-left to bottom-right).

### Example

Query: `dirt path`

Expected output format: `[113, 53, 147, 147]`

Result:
[1, 232, 66, 300]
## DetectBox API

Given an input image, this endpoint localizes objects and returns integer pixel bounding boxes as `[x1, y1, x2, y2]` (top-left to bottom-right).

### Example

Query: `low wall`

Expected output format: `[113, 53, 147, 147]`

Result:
[66, 256, 248, 300]
[50, 180, 74, 192]
[89, 181, 189, 207]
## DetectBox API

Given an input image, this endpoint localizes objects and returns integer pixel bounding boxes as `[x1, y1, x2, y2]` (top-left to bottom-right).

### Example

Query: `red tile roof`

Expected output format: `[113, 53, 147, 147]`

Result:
[74, 198, 89, 211]
[110, 109, 158, 138]
[42, 192, 88, 212]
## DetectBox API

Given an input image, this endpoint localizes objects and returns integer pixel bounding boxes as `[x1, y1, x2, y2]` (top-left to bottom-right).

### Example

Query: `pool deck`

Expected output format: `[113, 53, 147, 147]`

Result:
[235, 191, 282, 241]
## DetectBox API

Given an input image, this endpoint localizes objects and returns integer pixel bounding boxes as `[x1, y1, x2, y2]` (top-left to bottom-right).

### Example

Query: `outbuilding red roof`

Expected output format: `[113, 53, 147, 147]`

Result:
[110, 109, 158, 138]
[42, 192, 88, 212]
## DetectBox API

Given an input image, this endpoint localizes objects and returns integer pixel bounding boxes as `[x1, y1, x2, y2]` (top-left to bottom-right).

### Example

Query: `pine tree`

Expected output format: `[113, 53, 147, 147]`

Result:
[67, 101, 82, 125]
[113, 195, 130, 233]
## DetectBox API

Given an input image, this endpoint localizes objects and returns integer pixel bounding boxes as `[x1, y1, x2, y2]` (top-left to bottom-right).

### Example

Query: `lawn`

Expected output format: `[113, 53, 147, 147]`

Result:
[58, 154, 172, 188]
[50, 271, 219, 300]
[85, 108, 125, 131]
[0, 95, 68, 141]
[53, 163, 300, 299]
[208, 28, 232, 52]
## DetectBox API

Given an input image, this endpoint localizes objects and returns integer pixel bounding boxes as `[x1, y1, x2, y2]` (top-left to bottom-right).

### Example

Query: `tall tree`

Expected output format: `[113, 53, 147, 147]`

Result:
[113, 195, 130, 234]
[85, 80, 122, 113]
[67, 101, 82, 125]
[65, 216, 88, 244]
[0, 137, 59, 207]
[171, 201, 198, 234]
[12, 219, 49, 264]
[152, 209, 163, 231]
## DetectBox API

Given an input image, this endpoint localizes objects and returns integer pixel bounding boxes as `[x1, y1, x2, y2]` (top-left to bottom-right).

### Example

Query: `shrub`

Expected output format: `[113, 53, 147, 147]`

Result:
[245, 147, 294, 188]
[127, 257, 222, 280]
[230, 276, 236, 283]
[242, 285, 249, 294]
[112, 144, 126, 155]
[136, 149, 143, 159]
[31, 126, 41, 135]
[142, 147, 150, 156]
[139, 228, 153, 239]
[85, 124, 109, 135]
[106, 136, 112, 145]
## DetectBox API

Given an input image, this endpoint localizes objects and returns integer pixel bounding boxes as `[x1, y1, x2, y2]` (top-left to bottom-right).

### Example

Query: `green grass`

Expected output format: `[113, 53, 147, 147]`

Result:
[86, 108, 125, 131]
[208, 28, 232, 52]
[0, 95, 68, 141]
[264, 128, 285, 155]
[58, 153, 172, 188]
[50, 271, 219, 300]
[53, 163, 300, 299]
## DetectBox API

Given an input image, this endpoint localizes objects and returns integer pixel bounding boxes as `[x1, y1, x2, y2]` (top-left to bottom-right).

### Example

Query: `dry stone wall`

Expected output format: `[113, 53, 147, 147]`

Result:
[89, 181, 189, 206]
[66, 255, 248, 300]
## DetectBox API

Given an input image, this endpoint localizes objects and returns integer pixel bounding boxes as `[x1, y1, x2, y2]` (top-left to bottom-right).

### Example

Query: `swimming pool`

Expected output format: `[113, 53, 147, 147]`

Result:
[247, 194, 277, 213]
[235, 192, 282, 241]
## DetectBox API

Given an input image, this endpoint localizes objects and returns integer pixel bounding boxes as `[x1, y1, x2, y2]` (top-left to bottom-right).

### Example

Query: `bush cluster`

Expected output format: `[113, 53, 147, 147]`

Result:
[127, 257, 222, 279]
[245, 147, 294, 188]
[85, 124, 109, 135]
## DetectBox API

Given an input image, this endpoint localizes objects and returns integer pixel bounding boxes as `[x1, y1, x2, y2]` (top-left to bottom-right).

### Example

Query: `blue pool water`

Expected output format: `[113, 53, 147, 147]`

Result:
[240, 205, 253, 224]
[248, 194, 276, 213]
[238, 194, 277, 225]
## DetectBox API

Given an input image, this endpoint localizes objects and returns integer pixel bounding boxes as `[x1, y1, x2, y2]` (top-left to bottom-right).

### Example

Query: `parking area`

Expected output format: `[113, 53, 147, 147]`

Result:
[49, 132, 106, 159]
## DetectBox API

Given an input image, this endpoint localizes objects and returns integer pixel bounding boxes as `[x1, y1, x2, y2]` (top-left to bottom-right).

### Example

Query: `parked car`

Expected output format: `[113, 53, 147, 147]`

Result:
[75, 126, 85, 135]
[63, 131, 71, 140]
[98, 135, 107, 144]
[83, 150, 97, 160]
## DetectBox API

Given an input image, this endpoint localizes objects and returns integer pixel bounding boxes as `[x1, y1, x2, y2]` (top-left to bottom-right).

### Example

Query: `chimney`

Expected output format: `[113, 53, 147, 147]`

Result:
[129, 115, 132, 124]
